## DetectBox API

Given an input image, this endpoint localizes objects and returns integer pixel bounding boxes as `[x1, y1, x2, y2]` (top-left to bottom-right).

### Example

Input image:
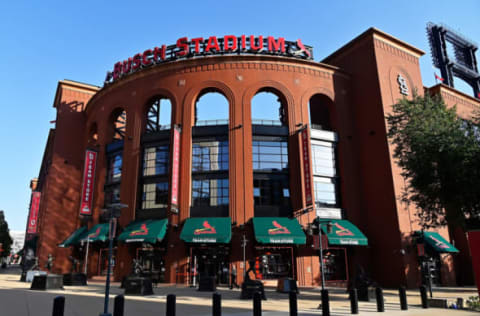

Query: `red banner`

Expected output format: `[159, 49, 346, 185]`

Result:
[301, 128, 313, 206]
[27, 192, 41, 234]
[170, 126, 181, 209]
[79, 150, 97, 216]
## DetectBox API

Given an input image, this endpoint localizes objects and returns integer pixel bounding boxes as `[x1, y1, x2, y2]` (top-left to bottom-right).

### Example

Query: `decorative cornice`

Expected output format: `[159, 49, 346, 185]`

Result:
[374, 38, 419, 65]
[440, 90, 480, 111]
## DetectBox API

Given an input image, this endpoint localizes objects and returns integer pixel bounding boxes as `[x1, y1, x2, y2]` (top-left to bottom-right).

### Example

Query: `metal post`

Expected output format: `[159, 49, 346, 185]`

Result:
[192, 255, 197, 288]
[399, 287, 408, 310]
[212, 292, 221, 316]
[113, 295, 124, 316]
[375, 287, 384, 312]
[318, 216, 326, 291]
[84, 237, 90, 275]
[52, 296, 65, 316]
[242, 233, 247, 279]
[350, 288, 359, 314]
[420, 285, 428, 308]
[166, 294, 176, 316]
[289, 291, 298, 316]
[321, 289, 330, 316]
[253, 292, 262, 316]
[102, 223, 114, 316]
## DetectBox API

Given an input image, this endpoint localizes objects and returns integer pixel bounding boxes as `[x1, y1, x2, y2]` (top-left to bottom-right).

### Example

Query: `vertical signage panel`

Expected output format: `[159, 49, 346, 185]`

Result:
[301, 128, 313, 206]
[79, 150, 98, 216]
[170, 126, 181, 210]
[27, 192, 41, 234]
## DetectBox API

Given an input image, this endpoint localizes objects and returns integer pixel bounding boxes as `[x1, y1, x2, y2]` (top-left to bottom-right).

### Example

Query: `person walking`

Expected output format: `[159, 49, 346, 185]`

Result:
[230, 264, 239, 289]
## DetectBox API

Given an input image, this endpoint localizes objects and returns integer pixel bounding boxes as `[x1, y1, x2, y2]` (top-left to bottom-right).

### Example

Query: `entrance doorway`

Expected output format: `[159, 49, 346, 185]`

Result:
[98, 247, 117, 276]
[136, 247, 166, 283]
[190, 246, 230, 285]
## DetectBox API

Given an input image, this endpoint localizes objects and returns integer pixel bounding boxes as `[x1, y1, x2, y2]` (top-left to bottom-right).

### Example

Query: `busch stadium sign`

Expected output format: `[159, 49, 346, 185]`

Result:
[104, 35, 313, 84]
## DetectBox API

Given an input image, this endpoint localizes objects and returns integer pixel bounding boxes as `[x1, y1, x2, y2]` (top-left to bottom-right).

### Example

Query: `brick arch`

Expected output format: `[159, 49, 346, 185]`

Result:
[301, 87, 338, 131]
[141, 89, 177, 134]
[243, 80, 295, 131]
[183, 80, 235, 129]
[87, 122, 99, 147]
[106, 106, 127, 143]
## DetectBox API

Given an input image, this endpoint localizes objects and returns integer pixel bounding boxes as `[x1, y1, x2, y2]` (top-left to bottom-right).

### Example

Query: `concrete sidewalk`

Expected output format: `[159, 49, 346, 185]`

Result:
[0, 266, 478, 316]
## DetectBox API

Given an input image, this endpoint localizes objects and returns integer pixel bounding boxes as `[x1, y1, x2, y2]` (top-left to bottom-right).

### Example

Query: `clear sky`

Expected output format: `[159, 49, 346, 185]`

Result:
[0, 1, 478, 231]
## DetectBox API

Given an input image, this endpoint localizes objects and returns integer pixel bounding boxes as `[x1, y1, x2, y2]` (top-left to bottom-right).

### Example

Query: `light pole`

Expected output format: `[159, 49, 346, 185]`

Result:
[100, 203, 127, 316]
[239, 224, 248, 279]
[82, 236, 90, 275]
[317, 216, 332, 316]
[317, 216, 326, 291]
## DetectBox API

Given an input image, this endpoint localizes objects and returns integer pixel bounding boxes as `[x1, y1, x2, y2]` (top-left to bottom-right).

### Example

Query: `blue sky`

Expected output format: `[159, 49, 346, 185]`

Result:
[0, 1, 479, 231]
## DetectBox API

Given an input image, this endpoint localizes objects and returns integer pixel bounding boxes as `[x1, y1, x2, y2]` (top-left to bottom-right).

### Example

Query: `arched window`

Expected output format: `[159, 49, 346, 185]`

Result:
[145, 97, 172, 133]
[113, 110, 127, 141]
[251, 91, 287, 126]
[309, 94, 333, 131]
[88, 123, 98, 146]
[139, 97, 173, 219]
[191, 90, 229, 217]
[194, 91, 229, 126]
[309, 94, 339, 209]
[105, 109, 126, 208]
[251, 90, 290, 217]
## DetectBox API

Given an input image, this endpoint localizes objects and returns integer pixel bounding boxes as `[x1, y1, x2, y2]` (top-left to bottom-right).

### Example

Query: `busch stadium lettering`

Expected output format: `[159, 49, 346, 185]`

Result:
[105, 35, 313, 84]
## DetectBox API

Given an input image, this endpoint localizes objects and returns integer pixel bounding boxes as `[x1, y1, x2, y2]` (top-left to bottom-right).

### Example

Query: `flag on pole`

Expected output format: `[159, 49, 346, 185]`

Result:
[434, 73, 444, 83]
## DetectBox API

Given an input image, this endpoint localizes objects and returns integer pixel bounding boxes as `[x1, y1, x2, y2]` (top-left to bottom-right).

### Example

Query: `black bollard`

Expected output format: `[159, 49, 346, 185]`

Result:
[457, 297, 464, 309]
[420, 286, 428, 309]
[375, 287, 385, 312]
[52, 296, 65, 316]
[113, 295, 125, 316]
[289, 291, 298, 316]
[253, 292, 262, 316]
[399, 287, 408, 311]
[350, 288, 359, 314]
[321, 289, 330, 316]
[166, 294, 176, 316]
[213, 293, 221, 316]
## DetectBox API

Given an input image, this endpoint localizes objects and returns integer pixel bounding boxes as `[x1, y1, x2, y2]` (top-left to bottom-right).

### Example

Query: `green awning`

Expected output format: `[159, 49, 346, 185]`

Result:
[320, 219, 368, 246]
[81, 223, 110, 243]
[58, 227, 88, 247]
[118, 219, 168, 244]
[419, 231, 459, 253]
[180, 217, 231, 243]
[252, 217, 306, 245]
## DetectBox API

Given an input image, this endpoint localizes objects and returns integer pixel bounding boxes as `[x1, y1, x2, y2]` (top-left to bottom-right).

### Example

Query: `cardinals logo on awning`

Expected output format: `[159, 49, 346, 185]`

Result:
[334, 223, 354, 236]
[130, 223, 149, 236]
[430, 236, 449, 249]
[194, 221, 216, 235]
[88, 227, 101, 238]
[268, 221, 291, 235]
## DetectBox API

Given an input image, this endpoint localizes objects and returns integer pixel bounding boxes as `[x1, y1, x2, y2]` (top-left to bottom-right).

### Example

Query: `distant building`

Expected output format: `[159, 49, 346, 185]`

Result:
[10, 231, 25, 255]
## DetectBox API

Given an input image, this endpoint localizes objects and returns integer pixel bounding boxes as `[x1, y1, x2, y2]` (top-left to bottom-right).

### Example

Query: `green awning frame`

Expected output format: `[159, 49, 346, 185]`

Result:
[319, 219, 368, 246]
[417, 231, 459, 253]
[81, 223, 110, 243]
[58, 227, 88, 247]
[180, 217, 232, 243]
[252, 217, 306, 245]
[118, 219, 168, 244]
